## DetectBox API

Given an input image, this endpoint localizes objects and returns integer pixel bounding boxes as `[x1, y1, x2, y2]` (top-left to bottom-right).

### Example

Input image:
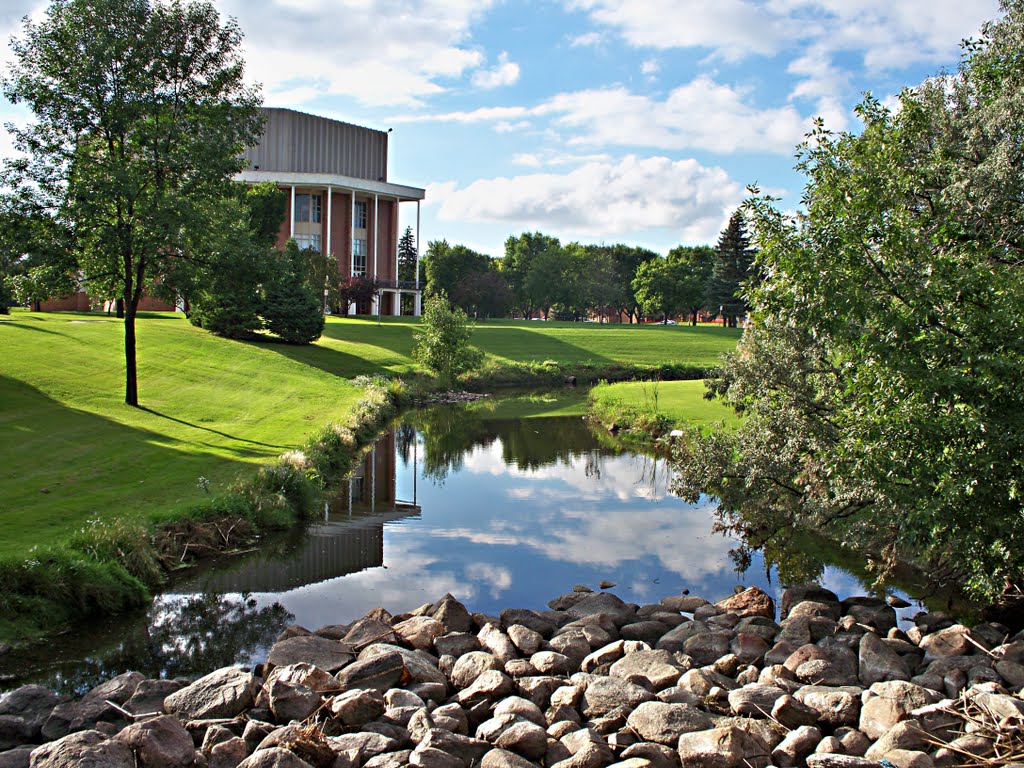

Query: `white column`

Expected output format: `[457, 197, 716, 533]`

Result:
[289, 185, 295, 239]
[373, 193, 379, 281]
[351, 192, 356, 277]
[414, 293, 422, 316]
[392, 291, 402, 316]
[326, 186, 332, 257]
[415, 200, 421, 290]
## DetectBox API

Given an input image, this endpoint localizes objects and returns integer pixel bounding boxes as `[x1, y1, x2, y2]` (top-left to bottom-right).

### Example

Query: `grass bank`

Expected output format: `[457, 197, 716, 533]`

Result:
[588, 379, 740, 444]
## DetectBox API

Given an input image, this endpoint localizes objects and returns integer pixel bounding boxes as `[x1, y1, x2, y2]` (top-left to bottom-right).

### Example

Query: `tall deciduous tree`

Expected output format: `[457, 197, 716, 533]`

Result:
[673, 0, 1024, 598]
[706, 212, 756, 327]
[668, 245, 715, 325]
[3, 0, 263, 405]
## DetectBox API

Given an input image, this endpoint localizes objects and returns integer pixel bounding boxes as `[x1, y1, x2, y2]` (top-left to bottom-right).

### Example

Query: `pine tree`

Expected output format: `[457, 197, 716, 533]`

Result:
[707, 212, 756, 327]
[398, 226, 417, 284]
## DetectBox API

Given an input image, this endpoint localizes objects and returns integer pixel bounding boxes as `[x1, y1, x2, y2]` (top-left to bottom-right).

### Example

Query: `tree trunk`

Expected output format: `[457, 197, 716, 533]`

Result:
[116, 298, 125, 318]
[124, 304, 138, 406]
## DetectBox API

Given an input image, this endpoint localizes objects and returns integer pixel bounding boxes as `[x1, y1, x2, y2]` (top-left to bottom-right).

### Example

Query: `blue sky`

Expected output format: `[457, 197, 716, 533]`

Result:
[0, 0, 1002, 259]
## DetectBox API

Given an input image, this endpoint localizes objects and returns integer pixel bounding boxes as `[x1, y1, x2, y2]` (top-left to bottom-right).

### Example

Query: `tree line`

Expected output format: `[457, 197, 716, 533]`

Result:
[418, 212, 758, 325]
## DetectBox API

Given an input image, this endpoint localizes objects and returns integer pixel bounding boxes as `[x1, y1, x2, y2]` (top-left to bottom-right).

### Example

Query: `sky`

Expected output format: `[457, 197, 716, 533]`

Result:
[0, 0, 1003, 259]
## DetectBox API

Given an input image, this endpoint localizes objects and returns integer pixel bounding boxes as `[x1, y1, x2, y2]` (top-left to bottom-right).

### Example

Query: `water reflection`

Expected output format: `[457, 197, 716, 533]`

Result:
[1, 406, 933, 692]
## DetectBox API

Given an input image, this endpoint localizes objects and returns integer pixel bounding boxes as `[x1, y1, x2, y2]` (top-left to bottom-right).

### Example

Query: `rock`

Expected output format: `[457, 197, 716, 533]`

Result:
[609, 650, 687, 690]
[859, 632, 911, 686]
[620, 742, 678, 768]
[772, 725, 822, 768]
[676, 668, 737, 698]
[434, 633, 480, 658]
[325, 732, 400, 762]
[879, 749, 934, 768]
[342, 612, 396, 648]
[566, 593, 637, 627]
[625, 702, 714, 745]
[920, 626, 972, 662]
[530, 652, 571, 675]
[357, 645, 448, 688]
[267, 679, 321, 723]
[480, 748, 540, 768]
[0, 746, 34, 768]
[494, 697, 545, 728]
[515, 677, 564, 709]
[501, 609, 556, 638]
[507, 626, 544, 656]
[676, 726, 770, 768]
[0, 717, 33, 752]
[456, 670, 515, 704]
[864, 721, 930, 760]
[805, 756, 883, 768]
[716, 587, 775, 620]
[418, 729, 490, 763]
[683, 633, 731, 667]
[478, 624, 519, 665]
[394, 617, 445, 651]
[793, 685, 862, 727]
[431, 595, 474, 634]
[364, 752, 412, 768]
[267, 636, 354, 674]
[336, 650, 406, 691]
[164, 667, 258, 721]
[619, 622, 669, 645]
[580, 677, 655, 717]
[727, 684, 787, 718]
[843, 600, 897, 634]
[113, 714, 194, 768]
[124, 680, 186, 716]
[494, 721, 548, 760]
[236, 747, 314, 768]
[327, 689, 385, 726]
[780, 585, 840, 620]
[0, 685, 61, 740]
[82, 672, 146, 706]
[40, 699, 127, 741]
[582, 642, 625, 673]
[770, 694, 819, 728]
[28, 730, 135, 768]
[859, 681, 941, 740]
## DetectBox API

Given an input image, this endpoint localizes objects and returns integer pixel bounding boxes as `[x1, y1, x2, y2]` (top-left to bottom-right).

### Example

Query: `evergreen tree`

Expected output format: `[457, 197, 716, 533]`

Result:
[398, 226, 417, 284]
[707, 212, 756, 327]
[262, 243, 325, 344]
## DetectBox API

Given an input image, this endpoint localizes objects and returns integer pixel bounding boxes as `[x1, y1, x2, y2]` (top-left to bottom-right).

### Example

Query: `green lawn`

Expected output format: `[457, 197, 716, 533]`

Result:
[0, 310, 740, 557]
[590, 379, 740, 431]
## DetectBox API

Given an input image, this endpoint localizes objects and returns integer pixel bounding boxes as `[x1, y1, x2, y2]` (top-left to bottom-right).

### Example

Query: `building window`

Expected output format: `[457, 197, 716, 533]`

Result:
[354, 201, 367, 229]
[295, 193, 322, 223]
[352, 238, 367, 276]
[294, 234, 322, 253]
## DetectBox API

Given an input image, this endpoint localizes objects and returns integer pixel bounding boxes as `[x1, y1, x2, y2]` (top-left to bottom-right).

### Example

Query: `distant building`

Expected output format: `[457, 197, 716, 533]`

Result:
[237, 108, 426, 316]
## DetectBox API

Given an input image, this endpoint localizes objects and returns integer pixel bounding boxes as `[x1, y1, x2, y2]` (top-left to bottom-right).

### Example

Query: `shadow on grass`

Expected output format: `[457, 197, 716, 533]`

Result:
[3, 317, 74, 338]
[242, 336, 394, 379]
[0, 376, 274, 555]
[138, 407, 290, 450]
[471, 326, 615, 365]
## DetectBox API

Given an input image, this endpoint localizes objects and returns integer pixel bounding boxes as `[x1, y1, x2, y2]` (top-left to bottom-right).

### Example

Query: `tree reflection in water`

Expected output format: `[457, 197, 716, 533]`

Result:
[48, 593, 293, 696]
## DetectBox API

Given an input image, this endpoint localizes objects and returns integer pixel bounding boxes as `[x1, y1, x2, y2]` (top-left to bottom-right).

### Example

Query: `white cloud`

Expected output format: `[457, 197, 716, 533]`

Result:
[568, 31, 605, 47]
[217, 0, 498, 106]
[541, 79, 809, 154]
[465, 562, 513, 599]
[641, 58, 659, 76]
[434, 154, 744, 243]
[393, 76, 814, 155]
[472, 51, 520, 89]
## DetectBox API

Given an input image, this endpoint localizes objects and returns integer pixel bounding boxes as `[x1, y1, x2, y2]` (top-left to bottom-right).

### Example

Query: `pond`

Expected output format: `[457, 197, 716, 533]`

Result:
[0, 398, 934, 693]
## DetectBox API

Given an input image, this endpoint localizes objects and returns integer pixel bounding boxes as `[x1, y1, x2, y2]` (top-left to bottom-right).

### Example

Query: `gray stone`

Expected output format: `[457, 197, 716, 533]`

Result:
[28, 730, 134, 768]
[418, 729, 490, 763]
[531, 652, 572, 675]
[859, 681, 941, 740]
[327, 688, 385, 726]
[112, 714, 194, 768]
[835, 727, 872, 757]
[676, 726, 770, 768]
[0, 746, 33, 768]
[82, 672, 146, 706]
[364, 752, 412, 768]
[780, 585, 840, 620]
[0, 686, 61, 740]
[457, 670, 515, 704]
[547, 634, 591, 667]
[920, 626, 972, 662]
[124, 679, 186, 716]
[342, 612, 396, 648]
[859, 632, 911, 686]
[494, 721, 548, 760]
[394, 617, 445, 651]
[654, 622, 709, 654]
[566, 593, 637, 627]
[434, 633, 480, 658]
[501, 609, 556, 638]
[480, 748, 540, 768]
[864, 721, 930, 760]
[727, 684, 787, 718]
[581, 642, 625, 674]
[515, 677, 564, 709]
[267, 636, 354, 674]
[609, 650, 687, 690]
[580, 677, 655, 717]
[268, 679, 321, 723]
[431, 594, 474, 633]
[772, 725, 822, 768]
[619, 742, 677, 768]
[357, 645, 447, 688]
[410, 745, 463, 768]
[326, 732, 400, 762]
[164, 667, 258, 721]
[625, 702, 714, 745]
[770, 694, 819, 728]
[0, 718, 33, 752]
[494, 697, 545, 727]
[254, 725, 336, 767]
[508, 626, 544, 656]
[432, 704, 469, 736]
[675, 668, 737, 698]
[793, 685, 862, 727]
[715, 587, 775, 620]
[40, 698, 127, 743]
[480, 624, 520, 664]
[619, 622, 669, 645]
[236, 747, 314, 768]
[683, 633, 731, 667]
[805, 756, 883, 768]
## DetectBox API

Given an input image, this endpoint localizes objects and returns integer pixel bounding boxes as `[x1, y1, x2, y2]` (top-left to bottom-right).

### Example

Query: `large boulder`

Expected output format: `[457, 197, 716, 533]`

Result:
[112, 714, 194, 768]
[625, 702, 714, 745]
[164, 667, 258, 720]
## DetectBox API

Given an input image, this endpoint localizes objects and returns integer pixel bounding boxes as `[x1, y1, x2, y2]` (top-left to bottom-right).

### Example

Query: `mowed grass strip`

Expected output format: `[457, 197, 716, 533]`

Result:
[590, 379, 741, 432]
[0, 311, 361, 557]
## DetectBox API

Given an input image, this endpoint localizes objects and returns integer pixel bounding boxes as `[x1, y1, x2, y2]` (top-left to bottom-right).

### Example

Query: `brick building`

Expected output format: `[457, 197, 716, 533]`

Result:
[237, 108, 426, 315]
[41, 108, 426, 315]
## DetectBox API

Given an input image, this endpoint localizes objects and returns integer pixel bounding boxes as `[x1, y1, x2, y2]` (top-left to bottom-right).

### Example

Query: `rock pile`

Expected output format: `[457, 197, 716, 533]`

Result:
[1, 585, 1023, 768]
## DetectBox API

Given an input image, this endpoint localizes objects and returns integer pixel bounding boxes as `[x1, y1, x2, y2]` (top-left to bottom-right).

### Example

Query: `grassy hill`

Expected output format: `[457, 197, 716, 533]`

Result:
[0, 310, 741, 557]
